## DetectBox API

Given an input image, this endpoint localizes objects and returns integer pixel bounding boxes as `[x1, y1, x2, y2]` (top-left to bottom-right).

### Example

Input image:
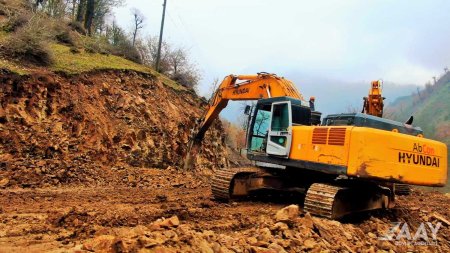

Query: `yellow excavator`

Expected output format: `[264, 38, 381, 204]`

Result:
[186, 73, 447, 219]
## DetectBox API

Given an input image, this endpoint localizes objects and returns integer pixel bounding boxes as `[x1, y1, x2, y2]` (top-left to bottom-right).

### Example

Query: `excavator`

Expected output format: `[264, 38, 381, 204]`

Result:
[186, 73, 448, 219]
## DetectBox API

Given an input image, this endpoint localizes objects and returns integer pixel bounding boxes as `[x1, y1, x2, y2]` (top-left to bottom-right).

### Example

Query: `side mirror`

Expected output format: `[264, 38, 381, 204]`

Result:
[244, 105, 252, 115]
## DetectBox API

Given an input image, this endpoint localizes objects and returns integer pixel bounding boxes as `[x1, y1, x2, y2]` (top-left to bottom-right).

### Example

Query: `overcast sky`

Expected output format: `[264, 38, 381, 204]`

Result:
[114, 0, 450, 119]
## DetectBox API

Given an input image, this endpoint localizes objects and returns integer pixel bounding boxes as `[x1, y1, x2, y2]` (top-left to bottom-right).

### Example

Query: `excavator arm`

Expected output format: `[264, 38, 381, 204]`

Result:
[194, 72, 305, 141]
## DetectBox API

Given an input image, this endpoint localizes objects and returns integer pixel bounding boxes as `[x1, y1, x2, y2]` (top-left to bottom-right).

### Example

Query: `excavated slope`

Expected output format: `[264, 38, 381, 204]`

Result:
[0, 69, 227, 187]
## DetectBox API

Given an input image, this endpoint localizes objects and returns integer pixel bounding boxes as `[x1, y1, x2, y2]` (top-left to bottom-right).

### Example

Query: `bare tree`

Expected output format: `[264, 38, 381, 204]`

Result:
[135, 36, 201, 89]
[207, 78, 219, 100]
[169, 48, 187, 76]
[131, 8, 144, 47]
[137, 35, 171, 72]
[444, 67, 449, 73]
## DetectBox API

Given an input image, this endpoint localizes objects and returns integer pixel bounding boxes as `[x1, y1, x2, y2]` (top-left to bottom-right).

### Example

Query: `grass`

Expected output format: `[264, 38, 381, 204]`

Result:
[0, 58, 28, 75]
[0, 35, 185, 90]
[50, 44, 185, 90]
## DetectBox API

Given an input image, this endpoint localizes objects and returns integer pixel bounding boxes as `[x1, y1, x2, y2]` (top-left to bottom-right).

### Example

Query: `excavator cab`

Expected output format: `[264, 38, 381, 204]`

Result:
[247, 97, 315, 158]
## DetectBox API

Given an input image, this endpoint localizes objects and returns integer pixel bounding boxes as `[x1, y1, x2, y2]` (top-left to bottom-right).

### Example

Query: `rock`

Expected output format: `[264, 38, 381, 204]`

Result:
[303, 238, 316, 249]
[431, 212, 450, 226]
[302, 212, 314, 229]
[198, 240, 214, 253]
[275, 205, 300, 222]
[268, 242, 287, 253]
[343, 231, 353, 241]
[82, 235, 119, 252]
[219, 246, 234, 253]
[250, 246, 277, 253]
[377, 240, 393, 251]
[271, 222, 289, 231]
[151, 216, 180, 229]
[341, 242, 355, 253]
[247, 237, 258, 245]
[257, 227, 272, 242]
[0, 178, 9, 187]
[368, 232, 377, 239]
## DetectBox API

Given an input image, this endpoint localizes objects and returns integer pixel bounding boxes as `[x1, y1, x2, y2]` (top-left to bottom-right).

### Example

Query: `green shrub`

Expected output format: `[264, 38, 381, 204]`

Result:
[111, 42, 142, 64]
[82, 36, 111, 55]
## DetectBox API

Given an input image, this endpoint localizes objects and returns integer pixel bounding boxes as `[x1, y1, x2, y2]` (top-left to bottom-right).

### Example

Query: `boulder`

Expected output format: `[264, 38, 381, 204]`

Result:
[82, 235, 122, 253]
[275, 205, 300, 222]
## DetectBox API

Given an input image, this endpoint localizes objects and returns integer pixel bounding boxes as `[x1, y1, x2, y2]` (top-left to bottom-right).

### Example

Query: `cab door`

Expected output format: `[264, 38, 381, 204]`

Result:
[266, 101, 292, 157]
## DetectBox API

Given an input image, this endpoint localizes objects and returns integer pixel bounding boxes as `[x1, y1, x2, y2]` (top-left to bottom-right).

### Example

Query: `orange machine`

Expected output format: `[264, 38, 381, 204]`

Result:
[363, 80, 384, 117]
[186, 73, 447, 219]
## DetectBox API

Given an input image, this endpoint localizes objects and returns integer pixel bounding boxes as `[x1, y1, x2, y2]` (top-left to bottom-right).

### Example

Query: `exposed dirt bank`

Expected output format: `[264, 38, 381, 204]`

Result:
[0, 69, 227, 188]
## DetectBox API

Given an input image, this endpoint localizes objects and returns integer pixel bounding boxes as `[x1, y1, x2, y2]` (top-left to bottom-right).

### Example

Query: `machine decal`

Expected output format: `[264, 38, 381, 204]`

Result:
[397, 143, 440, 167]
[232, 87, 250, 95]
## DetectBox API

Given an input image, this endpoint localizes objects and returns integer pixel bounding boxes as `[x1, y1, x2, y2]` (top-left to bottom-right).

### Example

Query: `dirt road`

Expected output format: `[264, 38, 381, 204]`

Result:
[0, 168, 449, 253]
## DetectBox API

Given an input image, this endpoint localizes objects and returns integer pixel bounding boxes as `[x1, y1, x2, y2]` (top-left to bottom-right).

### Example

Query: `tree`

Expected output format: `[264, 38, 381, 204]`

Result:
[131, 8, 144, 47]
[105, 21, 141, 63]
[222, 119, 247, 151]
[74, 0, 123, 35]
[91, 0, 124, 34]
[169, 48, 187, 76]
[107, 20, 127, 46]
[135, 36, 201, 89]
[166, 47, 200, 89]
[76, 0, 85, 23]
[84, 0, 95, 35]
[137, 35, 171, 72]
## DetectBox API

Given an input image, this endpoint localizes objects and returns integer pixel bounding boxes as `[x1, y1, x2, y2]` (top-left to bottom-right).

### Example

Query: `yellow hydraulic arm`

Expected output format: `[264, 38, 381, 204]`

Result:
[362, 80, 384, 117]
[193, 72, 305, 141]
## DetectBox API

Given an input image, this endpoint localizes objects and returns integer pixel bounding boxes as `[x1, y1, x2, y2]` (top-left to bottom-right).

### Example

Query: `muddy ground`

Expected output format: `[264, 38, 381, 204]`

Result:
[0, 168, 449, 253]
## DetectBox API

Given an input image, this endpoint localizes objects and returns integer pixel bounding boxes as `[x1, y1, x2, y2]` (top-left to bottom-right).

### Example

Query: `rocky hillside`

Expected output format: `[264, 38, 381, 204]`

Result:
[0, 0, 233, 188]
[0, 68, 228, 188]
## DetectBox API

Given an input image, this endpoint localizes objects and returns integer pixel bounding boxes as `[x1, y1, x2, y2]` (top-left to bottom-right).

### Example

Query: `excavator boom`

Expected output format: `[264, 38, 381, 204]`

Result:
[194, 73, 304, 141]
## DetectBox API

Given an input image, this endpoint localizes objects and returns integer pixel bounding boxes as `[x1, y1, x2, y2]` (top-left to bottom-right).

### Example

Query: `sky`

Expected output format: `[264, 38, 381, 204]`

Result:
[114, 0, 450, 120]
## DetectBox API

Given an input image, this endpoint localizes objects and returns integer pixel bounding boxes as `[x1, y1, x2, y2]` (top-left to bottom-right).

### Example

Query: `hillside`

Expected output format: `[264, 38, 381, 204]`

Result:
[385, 72, 450, 146]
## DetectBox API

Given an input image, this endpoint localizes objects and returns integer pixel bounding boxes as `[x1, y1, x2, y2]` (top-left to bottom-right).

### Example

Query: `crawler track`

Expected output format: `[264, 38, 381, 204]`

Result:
[304, 183, 344, 219]
[211, 167, 262, 201]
